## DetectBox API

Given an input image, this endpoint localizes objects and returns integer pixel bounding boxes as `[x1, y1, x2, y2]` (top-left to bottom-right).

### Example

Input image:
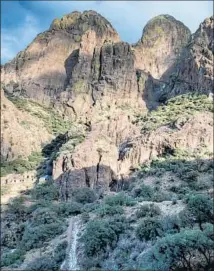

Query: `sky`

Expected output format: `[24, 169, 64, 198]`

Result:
[1, 1, 213, 64]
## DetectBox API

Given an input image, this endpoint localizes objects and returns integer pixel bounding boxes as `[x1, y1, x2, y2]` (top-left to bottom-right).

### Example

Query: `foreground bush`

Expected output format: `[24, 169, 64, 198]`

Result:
[186, 194, 213, 230]
[137, 224, 214, 271]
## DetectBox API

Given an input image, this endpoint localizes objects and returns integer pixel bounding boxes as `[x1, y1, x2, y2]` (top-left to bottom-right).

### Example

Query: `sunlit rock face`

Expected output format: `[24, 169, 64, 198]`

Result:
[133, 14, 191, 79]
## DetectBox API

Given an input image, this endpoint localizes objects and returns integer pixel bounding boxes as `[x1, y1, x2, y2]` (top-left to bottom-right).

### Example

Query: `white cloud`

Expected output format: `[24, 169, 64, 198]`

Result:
[1, 15, 40, 64]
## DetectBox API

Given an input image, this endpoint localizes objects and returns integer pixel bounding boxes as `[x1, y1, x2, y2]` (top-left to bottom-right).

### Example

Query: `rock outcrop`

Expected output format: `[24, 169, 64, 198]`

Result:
[1, 11, 120, 106]
[159, 16, 214, 101]
[133, 15, 191, 79]
[54, 111, 213, 199]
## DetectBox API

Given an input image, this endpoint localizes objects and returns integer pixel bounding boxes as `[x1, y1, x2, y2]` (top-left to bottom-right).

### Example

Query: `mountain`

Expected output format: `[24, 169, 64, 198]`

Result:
[1, 11, 213, 271]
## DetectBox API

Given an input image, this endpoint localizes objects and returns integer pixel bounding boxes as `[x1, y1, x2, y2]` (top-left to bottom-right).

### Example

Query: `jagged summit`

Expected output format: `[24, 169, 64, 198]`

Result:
[49, 10, 118, 38]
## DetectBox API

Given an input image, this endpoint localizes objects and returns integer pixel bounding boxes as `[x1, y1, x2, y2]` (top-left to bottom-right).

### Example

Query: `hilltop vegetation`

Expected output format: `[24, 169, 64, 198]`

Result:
[135, 94, 213, 132]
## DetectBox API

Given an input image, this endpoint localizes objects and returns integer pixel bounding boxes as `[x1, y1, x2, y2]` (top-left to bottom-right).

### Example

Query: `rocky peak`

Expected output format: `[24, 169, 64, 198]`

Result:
[1, 10, 120, 106]
[159, 16, 213, 101]
[140, 14, 190, 47]
[193, 15, 213, 51]
[134, 14, 191, 79]
[50, 10, 119, 40]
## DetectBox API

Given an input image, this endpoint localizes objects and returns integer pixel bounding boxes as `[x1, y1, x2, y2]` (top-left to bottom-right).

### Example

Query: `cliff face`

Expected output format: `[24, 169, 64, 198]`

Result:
[2, 12, 196, 120]
[1, 11, 120, 106]
[1, 11, 213, 194]
[159, 16, 214, 101]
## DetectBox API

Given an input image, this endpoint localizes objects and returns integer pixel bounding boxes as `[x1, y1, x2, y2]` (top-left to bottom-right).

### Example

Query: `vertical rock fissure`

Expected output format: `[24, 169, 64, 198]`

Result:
[96, 153, 102, 186]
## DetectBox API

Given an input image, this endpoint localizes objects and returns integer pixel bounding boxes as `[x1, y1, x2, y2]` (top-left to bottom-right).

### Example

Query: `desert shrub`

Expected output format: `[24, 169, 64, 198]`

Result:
[82, 202, 99, 212]
[178, 208, 195, 228]
[186, 194, 213, 230]
[81, 220, 117, 256]
[54, 240, 68, 264]
[7, 196, 27, 218]
[151, 191, 173, 202]
[21, 222, 65, 250]
[54, 201, 82, 216]
[26, 256, 58, 271]
[135, 94, 213, 132]
[31, 180, 59, 201]
[1, 249, 25, 267]
[136, 218, 163, 241]
[105, 192, 136, 206]
[1, 222, 26, 249]
[26, 200, 53, 214]
[81, 216, 128, 257]
[102, 234, 147, 271]
[160, 215, 181, 234]
[132, 184, 154, 200]
[30, 208, 60, 227]
[1, 152, 43, 176]
[96, 204, 124, 217]
[136, 204, 161, 218]
[73, 187, 97, 204]
[8, 95, 71, 136]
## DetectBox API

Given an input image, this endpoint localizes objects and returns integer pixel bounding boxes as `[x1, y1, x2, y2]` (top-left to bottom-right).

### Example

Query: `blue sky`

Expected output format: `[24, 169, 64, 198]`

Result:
[1, 1, 213, 64]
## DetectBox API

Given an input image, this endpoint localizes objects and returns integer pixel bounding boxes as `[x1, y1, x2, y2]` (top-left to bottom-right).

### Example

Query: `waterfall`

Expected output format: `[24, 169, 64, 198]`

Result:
[60, 216, 81, 271]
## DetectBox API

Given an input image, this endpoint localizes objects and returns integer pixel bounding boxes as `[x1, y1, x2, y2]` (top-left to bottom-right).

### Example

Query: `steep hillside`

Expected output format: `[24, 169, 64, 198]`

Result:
[1, 10, 213, 271]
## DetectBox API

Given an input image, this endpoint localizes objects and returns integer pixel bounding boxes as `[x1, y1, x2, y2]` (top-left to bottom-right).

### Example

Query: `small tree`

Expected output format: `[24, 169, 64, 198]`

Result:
[186, 194, 213, 230]
[138, 224, 214, 271]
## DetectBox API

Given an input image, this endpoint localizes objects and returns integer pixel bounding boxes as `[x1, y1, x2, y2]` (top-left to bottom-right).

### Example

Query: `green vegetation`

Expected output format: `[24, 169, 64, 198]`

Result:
[27, 256, 59, 271]
[54, 201, 83, 217]
[1, 152, 44, 177]
[135, 94, 213, 132]
[31, 179, 59, 201]
[132, 183, 154, 199]
[81, 216, 128, 257]
[186, 194, 213, 230]
[72, 187, 97, 204]
[136, 217, 163, 241]
[138, 224, 214, 271]
[7, 95, 71, 135]
[21, 221, 65, 251]
[136, 204, 161, 218]
[1, 249, 25, 267]
[104, 192, 136, 206]
[96, 204, 124, 217]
